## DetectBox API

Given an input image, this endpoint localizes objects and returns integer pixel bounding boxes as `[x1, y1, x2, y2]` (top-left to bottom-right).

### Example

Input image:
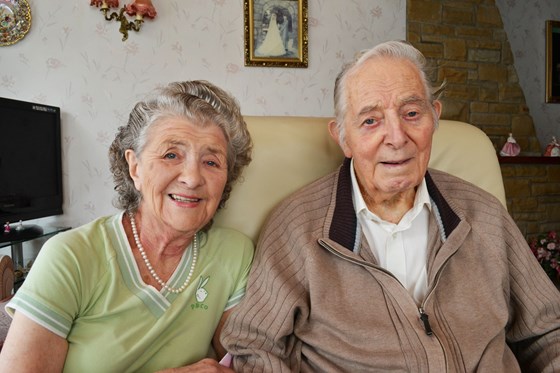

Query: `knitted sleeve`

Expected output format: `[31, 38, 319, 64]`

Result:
[221, 190, 314, 372]
[502, 212, 560, 372]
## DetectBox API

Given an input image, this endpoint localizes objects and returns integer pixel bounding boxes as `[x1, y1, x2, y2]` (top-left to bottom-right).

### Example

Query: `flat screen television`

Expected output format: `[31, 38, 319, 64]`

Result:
[0, 97, 63, 243]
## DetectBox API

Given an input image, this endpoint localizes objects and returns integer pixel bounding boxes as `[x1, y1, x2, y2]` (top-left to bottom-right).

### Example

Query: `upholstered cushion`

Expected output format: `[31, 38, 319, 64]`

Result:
[214, 117, 506, 243]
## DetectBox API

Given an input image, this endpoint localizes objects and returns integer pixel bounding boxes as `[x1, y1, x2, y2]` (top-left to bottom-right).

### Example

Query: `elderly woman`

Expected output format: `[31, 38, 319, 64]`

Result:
[0, 81, 253, 372]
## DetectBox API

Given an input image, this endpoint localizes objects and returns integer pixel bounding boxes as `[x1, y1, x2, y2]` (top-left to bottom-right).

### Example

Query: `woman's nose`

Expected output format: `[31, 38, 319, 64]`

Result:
[179, 160, 204, 188]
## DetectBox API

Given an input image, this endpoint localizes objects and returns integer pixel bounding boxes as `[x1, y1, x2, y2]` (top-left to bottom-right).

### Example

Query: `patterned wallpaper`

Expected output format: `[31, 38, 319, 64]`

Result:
[495, 0, 560, 147]
[0, 0, 406, 228]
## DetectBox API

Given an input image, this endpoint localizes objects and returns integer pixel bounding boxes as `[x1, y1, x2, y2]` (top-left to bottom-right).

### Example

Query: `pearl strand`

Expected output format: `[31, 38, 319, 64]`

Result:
[128, 212, 198, 294]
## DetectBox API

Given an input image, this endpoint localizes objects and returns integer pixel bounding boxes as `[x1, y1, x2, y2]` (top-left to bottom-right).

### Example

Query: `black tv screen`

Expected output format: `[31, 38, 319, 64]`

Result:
[0, 97, 63, 241]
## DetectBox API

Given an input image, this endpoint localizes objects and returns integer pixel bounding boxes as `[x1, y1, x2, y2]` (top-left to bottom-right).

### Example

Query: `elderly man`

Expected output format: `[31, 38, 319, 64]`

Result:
[222, 40, 560, 372]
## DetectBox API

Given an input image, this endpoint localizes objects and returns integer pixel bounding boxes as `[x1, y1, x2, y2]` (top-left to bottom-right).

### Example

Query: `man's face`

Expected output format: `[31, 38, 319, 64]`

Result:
[331, 56, 441, 206]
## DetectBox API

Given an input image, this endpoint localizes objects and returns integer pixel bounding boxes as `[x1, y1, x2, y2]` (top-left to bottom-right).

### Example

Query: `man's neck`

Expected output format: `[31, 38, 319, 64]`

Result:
[363, 189, 416, 224]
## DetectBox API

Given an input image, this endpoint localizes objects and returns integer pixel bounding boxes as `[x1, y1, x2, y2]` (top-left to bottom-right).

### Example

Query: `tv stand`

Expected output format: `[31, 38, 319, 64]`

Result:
[1, 223, 44, 244]
[0, 225, 71, 290]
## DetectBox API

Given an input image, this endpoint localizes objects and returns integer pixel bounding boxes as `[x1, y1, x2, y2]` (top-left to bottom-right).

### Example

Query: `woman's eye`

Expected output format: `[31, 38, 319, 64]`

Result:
[206, 160, 218, 167]
[164, 153, 177, 159]
[363, 118, 376, 126]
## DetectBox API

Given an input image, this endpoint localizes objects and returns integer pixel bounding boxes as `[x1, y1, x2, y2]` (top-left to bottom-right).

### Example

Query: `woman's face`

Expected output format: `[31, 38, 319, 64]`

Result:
[126, 116, 228, 236]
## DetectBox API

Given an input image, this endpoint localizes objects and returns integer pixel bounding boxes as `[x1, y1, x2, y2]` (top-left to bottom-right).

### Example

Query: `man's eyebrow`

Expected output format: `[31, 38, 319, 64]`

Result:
[357, 104, 380, 116]
[399, 96, 429, 106]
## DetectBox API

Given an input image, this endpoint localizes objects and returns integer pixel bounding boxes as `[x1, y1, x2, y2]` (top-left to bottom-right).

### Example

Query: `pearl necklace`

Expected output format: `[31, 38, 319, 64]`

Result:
[128, 212, 198, 294]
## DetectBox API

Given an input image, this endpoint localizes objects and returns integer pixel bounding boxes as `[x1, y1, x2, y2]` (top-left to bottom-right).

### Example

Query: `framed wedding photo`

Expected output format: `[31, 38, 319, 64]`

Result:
[244, 0, 308, 68]
[546, 20, 560, 103]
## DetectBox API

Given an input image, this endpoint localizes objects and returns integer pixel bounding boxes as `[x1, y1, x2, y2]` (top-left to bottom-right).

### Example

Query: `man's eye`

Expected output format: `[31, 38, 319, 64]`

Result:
[406, 111, 418, 118]
[363, 118, 376, 125]
[164, 153, 177, 159]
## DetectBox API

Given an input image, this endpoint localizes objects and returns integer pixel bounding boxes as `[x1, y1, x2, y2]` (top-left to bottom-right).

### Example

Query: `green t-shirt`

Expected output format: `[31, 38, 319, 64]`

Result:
[7, 213, 254, 372]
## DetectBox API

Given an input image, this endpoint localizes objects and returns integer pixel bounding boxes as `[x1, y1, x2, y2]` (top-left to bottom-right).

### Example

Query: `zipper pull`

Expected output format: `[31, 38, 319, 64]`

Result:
[419, 308, 433, 336]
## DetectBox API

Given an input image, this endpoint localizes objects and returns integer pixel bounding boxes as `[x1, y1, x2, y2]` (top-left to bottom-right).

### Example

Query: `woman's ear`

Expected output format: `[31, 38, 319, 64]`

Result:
[125, 149, 141, 191]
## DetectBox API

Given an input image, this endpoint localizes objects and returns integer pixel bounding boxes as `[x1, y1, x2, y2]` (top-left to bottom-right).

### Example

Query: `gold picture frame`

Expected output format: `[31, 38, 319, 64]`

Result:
[244, 0, 308, 68]
[546, 20, 560, 103]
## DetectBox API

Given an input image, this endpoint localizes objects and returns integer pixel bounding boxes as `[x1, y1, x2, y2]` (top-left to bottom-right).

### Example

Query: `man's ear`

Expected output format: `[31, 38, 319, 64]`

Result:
[125, 149, 141, 191]
[433, 100, 442, 119]
[328, 120, 352, 158]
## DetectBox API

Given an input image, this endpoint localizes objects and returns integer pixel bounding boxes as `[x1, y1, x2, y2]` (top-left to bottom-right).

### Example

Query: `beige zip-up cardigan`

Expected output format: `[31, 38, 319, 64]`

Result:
[222, 158, 560, 372]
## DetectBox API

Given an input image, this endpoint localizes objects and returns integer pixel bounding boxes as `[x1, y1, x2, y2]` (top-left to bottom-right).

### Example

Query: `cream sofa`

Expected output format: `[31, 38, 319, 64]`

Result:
[214, 117, 506, 243]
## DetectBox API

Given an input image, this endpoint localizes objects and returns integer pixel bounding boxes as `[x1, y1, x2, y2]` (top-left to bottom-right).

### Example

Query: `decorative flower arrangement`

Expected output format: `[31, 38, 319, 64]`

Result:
[529, 231, 560, 282]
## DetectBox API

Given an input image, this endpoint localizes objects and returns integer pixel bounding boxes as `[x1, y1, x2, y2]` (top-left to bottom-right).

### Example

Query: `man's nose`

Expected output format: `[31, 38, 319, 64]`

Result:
[384, 116, 408, 148]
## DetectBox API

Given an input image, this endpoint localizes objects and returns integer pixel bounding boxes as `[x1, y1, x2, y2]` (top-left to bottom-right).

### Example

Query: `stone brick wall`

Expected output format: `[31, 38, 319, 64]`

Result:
[501, 162, 560, 236]
[406, 0, 559, 238]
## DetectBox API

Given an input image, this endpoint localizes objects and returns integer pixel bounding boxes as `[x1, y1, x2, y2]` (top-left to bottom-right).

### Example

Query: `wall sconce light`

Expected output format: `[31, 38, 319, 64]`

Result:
[89, 0, 157, 41]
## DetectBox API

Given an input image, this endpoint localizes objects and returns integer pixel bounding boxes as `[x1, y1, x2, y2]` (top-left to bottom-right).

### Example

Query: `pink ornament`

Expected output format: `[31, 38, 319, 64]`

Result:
[500, 133, 521, 157]
[125, 0, 157, 19]
[544, 136, 560, 157]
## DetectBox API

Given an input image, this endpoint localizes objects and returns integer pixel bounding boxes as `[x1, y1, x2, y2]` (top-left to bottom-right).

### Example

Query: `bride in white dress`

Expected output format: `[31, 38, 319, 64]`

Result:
[255, 13, 286, 57]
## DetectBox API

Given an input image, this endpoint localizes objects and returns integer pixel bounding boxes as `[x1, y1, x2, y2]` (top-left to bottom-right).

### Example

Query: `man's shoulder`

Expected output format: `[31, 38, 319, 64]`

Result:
[427, 168, 504, 212]
[273, 170, 338, 214]
[258, 169, 339, 242]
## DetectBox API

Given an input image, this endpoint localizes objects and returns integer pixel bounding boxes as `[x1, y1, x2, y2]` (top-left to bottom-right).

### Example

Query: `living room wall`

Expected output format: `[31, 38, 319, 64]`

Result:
[406, 0, 560, 237]
[495, 0, 560, 148]
[1, 1, 557, 240]
[0, 0, 406, 229]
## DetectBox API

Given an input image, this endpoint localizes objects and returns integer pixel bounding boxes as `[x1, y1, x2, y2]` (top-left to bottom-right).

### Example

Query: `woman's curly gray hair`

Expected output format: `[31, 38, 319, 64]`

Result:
[108, 80, 252, 230]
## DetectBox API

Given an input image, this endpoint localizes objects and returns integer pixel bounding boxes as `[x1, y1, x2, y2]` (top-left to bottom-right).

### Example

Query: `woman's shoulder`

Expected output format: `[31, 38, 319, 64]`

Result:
[46, 215, 116, 244]
[201, 226, 254, 258]
[23, 215, 120, 294]
[205, 226, 253, 246]
[41, 214, 121, 261]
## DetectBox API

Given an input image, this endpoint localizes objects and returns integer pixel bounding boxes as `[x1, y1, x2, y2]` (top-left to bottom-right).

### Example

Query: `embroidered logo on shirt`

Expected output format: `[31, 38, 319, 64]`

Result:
[196, 276, 209, 302]
[191, 276, 210, 310]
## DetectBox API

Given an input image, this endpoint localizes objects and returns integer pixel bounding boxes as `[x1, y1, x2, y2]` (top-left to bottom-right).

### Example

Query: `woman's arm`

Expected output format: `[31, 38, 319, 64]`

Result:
[212, 308, 233, 360]
[153, 310, 235, 373]
[0, 311, 68, 373]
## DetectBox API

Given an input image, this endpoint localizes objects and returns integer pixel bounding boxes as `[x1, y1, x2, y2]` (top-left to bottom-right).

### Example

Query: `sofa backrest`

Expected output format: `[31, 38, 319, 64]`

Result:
[213, 116, 506, 243]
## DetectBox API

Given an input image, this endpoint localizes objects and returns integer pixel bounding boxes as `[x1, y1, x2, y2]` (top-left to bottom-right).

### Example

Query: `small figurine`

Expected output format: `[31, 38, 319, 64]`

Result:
[3, 222, 10, 233]
[500, 133, 521, 157]
[544, 136, 560, 157]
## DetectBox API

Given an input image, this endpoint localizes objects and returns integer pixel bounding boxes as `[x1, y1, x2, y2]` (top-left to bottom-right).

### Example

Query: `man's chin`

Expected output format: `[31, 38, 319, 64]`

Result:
[380, 178, 419, 195]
